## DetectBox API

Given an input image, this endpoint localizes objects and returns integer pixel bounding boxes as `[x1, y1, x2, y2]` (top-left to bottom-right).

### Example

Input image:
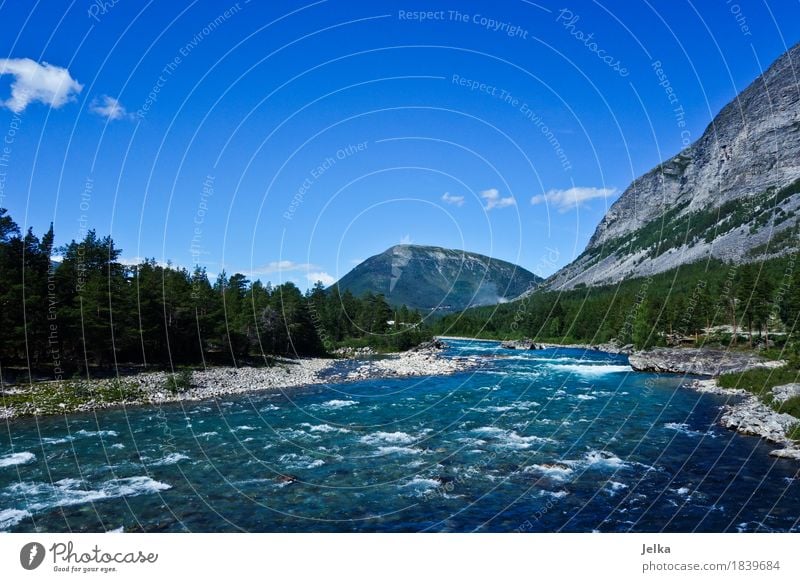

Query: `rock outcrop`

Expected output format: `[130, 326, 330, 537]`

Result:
[500, 339, 542, 350]
[771, 382, 800, 403]
[720, 397, 797, 443]
[628, 347, 784, 376]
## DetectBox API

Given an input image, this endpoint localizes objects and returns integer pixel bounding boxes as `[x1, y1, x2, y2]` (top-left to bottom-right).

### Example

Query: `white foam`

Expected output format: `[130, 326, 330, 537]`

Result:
[525, 463, 574, 482]
[75, 430, 119, 438]
[310, 399, 357, 410]
[41, 435, 75, 445]
[471, 427, 555, 449]
[233, 425, 257, 432]
[360, 431, 415, 446]
[664, 422, 713, 438]
[0, 451, 35, 468]
[538, 489, 569, 499]
[583, 450, 627, 468]
[151, 453, 189, 466]
[277, 428, 319, 441]
[196, 431, 218, 438]
[401, 477, 440, 496]
[0, 508, 31, 530]
[7, 476, 170, 512]
[279, 453, 325, 469]
[549, 364, 632, 377]
[375, 446, 420, 456]
[576, 394, 597, 401]
[300, 423, 351, 434]
[562, 450, 629, 470]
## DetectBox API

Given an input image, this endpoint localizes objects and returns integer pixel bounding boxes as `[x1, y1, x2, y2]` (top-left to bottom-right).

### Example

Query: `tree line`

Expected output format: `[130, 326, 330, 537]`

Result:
[0, 208, 429, 379]
[433, 254, 800, 352]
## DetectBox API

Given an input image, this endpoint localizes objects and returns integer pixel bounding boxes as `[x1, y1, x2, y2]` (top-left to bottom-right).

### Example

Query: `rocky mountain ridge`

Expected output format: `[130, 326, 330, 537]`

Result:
[547, 41, 800, 290]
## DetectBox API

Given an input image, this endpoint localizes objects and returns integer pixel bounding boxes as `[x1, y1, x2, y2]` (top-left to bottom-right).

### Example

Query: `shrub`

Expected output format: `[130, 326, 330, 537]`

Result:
[165, 369, 193, 394]
[776, 396, 800, 419]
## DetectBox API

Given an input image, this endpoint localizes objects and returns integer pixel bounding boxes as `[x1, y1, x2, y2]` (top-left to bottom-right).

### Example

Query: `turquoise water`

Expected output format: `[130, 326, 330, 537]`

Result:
[1, 340, 799, 532]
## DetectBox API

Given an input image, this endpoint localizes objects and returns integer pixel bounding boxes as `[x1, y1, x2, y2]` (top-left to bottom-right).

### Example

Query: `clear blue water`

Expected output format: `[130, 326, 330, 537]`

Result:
[1, 340, 799, 532]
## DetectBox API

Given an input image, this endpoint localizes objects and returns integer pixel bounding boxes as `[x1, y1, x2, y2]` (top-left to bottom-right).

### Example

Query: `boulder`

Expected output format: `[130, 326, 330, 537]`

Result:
[772, 383, 800, 404]
[500, 339, 538, 350]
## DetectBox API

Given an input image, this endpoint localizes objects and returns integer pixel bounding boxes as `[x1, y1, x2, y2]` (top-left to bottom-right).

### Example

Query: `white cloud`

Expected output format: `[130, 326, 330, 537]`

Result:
[531, 186, 617, 213]
[441, 192, 465, 207]
[480, 188, 516, 211]
[0, 58, 82, 113]
[90, 95, 129, 120]
[399, 234, 413, 244]
[307, 271, 336, 286]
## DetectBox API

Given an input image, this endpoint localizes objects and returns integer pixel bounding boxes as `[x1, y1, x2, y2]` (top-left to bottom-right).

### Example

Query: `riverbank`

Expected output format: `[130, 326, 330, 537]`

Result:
[686, 378, 800, 460]
[0, 344, 479, 421]
[629, 346, 800, 459]
[629, 347, 786, 375]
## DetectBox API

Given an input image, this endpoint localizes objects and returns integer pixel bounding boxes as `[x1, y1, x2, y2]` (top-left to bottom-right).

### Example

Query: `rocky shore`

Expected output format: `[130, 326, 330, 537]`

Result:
[683, 378, 800, 460]
[612, 345, 800, 460]
[629, 347, 785, 375]
[0, 343, 478, 420]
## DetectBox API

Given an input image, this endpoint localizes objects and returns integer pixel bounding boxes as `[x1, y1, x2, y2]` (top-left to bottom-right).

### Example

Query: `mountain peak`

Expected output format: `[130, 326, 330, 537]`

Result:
[334, 245, 541, 312]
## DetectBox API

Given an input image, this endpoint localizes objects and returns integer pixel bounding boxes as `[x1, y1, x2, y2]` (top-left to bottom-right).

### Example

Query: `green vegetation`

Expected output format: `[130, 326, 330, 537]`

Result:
[165, 369, 194, 394]
[777, 396, 800, 420]
[0, 377, 145, 416]
[434, 254, 800, 352]
[717, 367, 799, 396]
[0, 208, 430, 382]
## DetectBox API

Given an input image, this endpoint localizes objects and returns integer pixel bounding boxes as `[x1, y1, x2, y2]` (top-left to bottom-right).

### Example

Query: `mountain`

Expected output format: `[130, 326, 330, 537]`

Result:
[333, 245, 541, 312]
[547, 42, 800, 290]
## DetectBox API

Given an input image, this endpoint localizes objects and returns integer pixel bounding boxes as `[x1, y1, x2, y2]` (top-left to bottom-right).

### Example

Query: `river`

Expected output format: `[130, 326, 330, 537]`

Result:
[1, 340, 798, 532]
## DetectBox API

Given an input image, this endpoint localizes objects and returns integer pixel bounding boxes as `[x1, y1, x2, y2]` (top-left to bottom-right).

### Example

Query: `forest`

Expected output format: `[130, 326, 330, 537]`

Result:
[433, 248, 800, 354]
[0, 208, 429, 380]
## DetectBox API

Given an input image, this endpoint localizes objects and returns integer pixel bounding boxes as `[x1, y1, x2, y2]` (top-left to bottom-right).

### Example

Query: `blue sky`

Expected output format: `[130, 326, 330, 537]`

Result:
[1, 0, 799, 287]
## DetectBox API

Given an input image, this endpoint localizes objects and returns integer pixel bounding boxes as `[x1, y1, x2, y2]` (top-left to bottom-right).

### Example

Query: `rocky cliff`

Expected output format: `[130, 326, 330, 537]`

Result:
[547, 41, 800, 290]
